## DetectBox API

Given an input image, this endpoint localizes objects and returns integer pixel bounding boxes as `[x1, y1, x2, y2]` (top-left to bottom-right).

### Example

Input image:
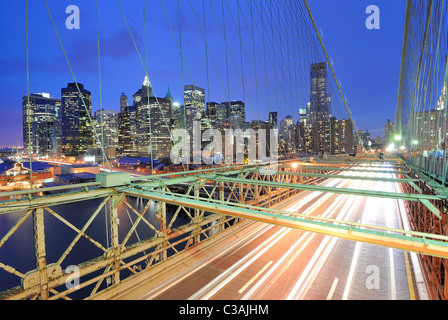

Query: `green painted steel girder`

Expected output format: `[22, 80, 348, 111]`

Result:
[0, 188, 117, 215]
[399, 159, 448, 197]
[143, 187, 448, 241]
[0, 182, 101, 198]
[274, 171, 418, 183]
[279, 165, 409, 175]
[130, 162, 274, 183]
[122, 187, 448, 259]
[208, 176, 443, 202]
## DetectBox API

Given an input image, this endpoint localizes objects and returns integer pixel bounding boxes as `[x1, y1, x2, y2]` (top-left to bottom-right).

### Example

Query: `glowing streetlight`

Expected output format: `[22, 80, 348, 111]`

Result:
[394, 135, 402, 142]
[291, 163, 299, 169]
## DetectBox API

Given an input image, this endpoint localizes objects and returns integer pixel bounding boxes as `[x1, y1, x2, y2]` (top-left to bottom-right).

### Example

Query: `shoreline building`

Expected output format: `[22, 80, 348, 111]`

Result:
[0, 160, 52, 189]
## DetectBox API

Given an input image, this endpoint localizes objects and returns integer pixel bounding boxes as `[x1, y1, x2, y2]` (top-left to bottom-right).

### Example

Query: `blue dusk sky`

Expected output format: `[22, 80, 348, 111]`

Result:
[0, 0, 405, 147]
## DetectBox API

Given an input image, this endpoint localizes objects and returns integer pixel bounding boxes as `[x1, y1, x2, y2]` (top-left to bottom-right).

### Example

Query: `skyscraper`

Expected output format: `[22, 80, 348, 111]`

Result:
[330, 117, 354, 154]
[118, 93, 137, 157]
[216, 103, 228, 129]
[279, 115, 295, 154]
[60, 83, 94, 156]
[226, 101, 246, 129]
[310, 62, 331, 122]
[184, 85, 205, 119]
[94, 109, 119, 158]
[269, 112, 278, 129]
[134, 76, 172, 159]
[165, 87, 174, 107]
[171, 103, 185, 131]
[22, 93, 60, 157]
[184, 85, 205, 157]
[120, 93, 129, 112]
[296, 103, 312, 153]
[184, 85, 205, 132]
[205, 102, 218, 128]
[384, 119, 394, 144]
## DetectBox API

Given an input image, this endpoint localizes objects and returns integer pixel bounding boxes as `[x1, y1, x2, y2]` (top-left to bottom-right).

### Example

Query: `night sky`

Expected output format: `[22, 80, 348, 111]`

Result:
[0, 0, 405, 147]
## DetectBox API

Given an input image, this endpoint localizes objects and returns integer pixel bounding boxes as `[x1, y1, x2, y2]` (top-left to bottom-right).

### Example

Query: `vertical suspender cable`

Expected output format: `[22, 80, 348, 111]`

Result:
[96, 0, 107, 172]
[26, 0, 33, 189]
[178, 0, 187, 132]
[44, 0, 112, 172]
[395, 0, 412, 139]
[143, 0, 155, 173]
[222, 0, 231, 106]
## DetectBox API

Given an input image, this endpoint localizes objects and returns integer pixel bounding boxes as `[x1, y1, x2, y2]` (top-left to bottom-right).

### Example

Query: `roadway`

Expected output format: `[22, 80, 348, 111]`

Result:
[91, 162, 429, 300]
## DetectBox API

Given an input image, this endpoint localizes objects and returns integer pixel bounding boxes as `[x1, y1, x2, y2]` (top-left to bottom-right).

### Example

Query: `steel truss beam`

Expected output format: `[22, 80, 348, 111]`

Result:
[123, 188, 448, 259]
[274, 171, 419, 183]
[279, 164, 410, 175]
[0, 188, 116, 215]
[208, 176, 443, 202]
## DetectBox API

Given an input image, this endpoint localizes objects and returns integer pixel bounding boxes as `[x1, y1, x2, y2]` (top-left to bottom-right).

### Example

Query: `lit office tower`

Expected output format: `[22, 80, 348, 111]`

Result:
[269, 111, 278, 129]
[216, 103, 228, 129]
[296, 103, 312, 152]
[118, 93, 137, 157]
[120, 92, 129, 112]
[310, 62, 331, 122]
[134, 76, 172, 159]
[384, 119, 394, 144]
[164, 87, 174, 108]
[94, 109, 119, 158]
[22, 93, 60, 157]
[171, 103, 186, 131]
[184, 85, 205, 158]
[279, 115, 295, 154]
[225, 101, 246, 129]
[60, 83, 94, 156]
[205, 102, 218, 128]
[184, 85, 205, 129]
[195, 101, 218, 132]
[330, 117, 354, 154]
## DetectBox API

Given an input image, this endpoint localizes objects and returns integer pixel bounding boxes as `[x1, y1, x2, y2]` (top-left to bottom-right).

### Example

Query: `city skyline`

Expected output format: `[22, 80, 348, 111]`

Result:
[0, 1, 406, 146]
[11, 69, 390, 151]
[19, 59, 360, 163]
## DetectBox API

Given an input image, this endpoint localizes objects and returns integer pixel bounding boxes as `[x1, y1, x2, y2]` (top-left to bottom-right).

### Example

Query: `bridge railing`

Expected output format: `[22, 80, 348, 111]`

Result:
[399, 162, 448, 300]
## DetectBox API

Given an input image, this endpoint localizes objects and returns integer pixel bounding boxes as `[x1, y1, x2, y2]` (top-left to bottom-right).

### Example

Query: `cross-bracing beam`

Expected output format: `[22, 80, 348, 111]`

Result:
[123, 187, 448, 259]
